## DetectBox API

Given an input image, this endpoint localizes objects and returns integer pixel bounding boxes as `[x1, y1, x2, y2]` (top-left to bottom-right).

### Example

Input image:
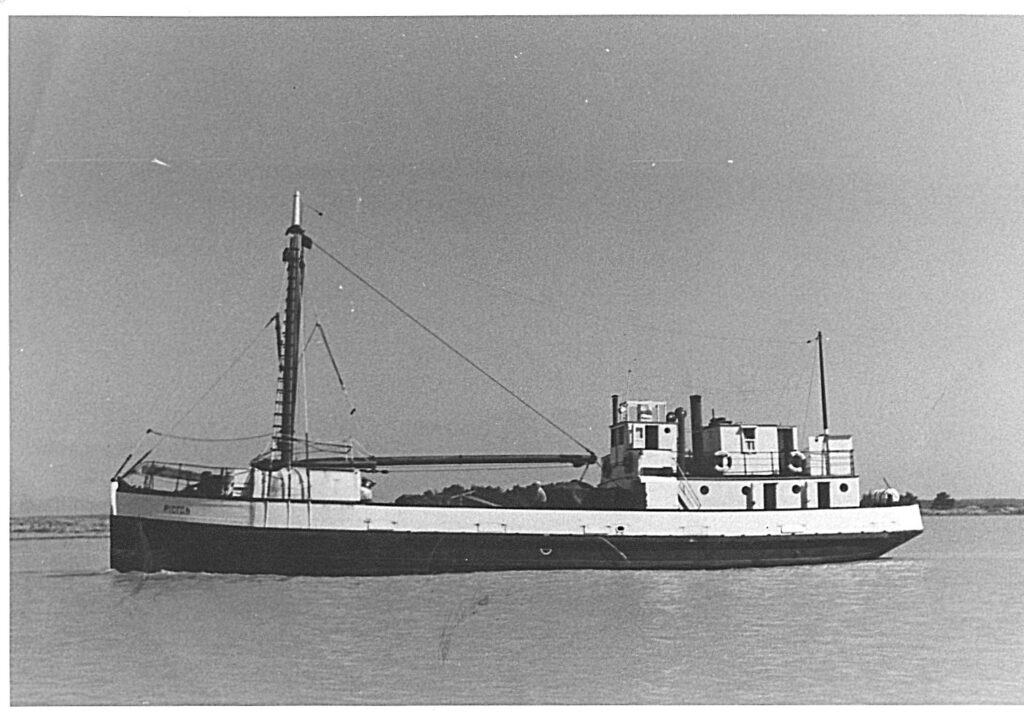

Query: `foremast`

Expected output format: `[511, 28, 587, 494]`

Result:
[257, 189, 597, 474]
[274, 191, 312, 466]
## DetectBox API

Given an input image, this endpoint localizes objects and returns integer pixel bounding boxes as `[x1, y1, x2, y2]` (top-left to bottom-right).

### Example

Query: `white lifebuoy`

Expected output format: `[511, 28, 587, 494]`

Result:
[714, 451, 732, 473]
[788, 450, 806, 474]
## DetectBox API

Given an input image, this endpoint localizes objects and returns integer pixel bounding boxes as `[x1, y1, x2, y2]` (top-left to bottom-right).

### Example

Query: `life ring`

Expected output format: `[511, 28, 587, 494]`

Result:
[714, 451, 732, 473]
[788, 450, 806, 474]
[539, 548, 552, 556]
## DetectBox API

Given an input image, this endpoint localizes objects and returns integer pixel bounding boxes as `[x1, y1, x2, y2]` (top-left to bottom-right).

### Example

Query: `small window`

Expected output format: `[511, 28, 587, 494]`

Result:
[741, 486, 751, 495]
[792, 485, 803, 495]
[741, 427, 756, 452]
[663, 427, 671, 434]
[839, 483, 849, 493]
[700, 485, 710, 495]
[640, 467, 675, 477]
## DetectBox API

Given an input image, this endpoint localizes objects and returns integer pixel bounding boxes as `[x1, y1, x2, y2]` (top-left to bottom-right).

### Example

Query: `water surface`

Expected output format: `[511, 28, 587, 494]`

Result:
[10, 517, 1024, 704]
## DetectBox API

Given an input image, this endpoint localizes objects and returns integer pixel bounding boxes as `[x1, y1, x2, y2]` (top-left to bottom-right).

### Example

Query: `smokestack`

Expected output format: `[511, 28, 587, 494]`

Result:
[689, 395, 703, 460]
[611, 394, 619, 425]
[674, 406, 687, 466]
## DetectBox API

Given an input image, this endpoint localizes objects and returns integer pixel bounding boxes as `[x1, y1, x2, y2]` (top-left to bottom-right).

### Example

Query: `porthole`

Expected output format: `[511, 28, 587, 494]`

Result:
[839, 483, 849, 492]
[700, 485, 710, 495]
[792, 485, 802, 494]
[663, 427, 671, 433]
[741, 486, 751, 495]
[616, 525, 625, 532]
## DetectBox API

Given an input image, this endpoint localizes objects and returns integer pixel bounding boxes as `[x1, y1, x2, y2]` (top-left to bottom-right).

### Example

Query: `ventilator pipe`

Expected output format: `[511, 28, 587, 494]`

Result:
[674, 406, 687, 464]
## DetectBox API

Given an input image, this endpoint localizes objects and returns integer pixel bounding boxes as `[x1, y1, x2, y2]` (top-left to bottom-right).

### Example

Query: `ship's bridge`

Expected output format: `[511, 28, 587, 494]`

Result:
[607, 400, 680, 476]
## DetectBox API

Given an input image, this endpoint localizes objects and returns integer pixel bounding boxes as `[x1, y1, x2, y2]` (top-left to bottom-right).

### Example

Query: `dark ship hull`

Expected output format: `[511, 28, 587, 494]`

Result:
[110, 511, 921, 577]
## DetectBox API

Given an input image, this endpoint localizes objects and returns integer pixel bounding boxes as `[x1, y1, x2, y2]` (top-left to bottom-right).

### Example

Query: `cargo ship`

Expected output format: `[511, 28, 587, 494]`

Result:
[109, 192, 923, 575]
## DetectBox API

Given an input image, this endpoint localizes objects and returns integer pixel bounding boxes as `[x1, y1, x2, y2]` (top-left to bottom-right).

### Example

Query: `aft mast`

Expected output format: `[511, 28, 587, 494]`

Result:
[814, 329, 830, 475]
[275, 191, 311, 466]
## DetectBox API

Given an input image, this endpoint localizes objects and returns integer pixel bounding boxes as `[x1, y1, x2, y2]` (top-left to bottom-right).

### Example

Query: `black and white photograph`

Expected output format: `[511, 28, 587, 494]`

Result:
[7, 4, 1024, 707]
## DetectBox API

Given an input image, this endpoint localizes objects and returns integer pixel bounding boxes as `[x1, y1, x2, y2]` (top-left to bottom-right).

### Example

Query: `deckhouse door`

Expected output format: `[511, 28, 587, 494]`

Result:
[817, 482, 831, 509]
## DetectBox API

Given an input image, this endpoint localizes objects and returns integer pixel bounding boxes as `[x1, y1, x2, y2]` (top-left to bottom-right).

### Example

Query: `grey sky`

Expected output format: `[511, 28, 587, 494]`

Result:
[9, 16, 1024, 514]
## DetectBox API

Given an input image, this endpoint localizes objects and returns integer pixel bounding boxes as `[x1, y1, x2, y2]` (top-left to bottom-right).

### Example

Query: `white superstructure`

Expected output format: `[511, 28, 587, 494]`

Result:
[600, 394, 864, 512]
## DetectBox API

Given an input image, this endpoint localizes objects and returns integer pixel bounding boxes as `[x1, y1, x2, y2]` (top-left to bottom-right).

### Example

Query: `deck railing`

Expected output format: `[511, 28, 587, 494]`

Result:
[686, 449, 855, 477]
[120, 461, 253, 497]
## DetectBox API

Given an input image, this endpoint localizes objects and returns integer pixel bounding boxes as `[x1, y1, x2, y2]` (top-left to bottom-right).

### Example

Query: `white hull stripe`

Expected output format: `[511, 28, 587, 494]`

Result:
[114, 491, 923, 538]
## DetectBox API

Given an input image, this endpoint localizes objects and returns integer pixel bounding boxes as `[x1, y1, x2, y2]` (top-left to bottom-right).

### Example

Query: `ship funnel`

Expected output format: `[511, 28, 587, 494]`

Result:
[611, 394, 619, 424]
[292, 190, 302, 226]
[689, 395, 703, 459]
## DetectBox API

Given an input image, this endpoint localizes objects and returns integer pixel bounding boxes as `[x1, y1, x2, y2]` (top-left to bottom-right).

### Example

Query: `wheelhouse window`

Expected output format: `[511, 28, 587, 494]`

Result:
[741, 427, 756, 452]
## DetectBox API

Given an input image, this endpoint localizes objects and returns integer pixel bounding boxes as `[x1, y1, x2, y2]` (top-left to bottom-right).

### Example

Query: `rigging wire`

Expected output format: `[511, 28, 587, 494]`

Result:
[145, 271, 287, 447]
[802, 347, 817, 437]
[301, 316, 311, 458]
[300, 320, 348, 394]
[294, 264, 309, 460]
[300, 322, 320, 354]
[116, 315, 274, 472]
[116, 429, 157, 476]
[315, 323, 348, 393]
[310, 239, 594, 456]
[304, 200, 806, 349]
[146, 429, 272, 443]
[298, 264, 311, 455]
[345, 436, 375, 458]
[303, 285, 356, 415]
[281, 275, 365, 455]
[149, 316, 277, 458]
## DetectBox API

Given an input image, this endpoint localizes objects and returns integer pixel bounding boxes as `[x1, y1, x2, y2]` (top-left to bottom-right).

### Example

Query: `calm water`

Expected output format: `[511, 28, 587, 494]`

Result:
[10, 517, 1024, 705]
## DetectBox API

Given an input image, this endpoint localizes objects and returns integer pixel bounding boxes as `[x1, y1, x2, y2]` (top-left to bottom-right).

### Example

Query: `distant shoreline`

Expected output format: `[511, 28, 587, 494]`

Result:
[10, 515, 109, 540]
[918, 498, 1024, 516]
[921, 508, 1024, 516]
[10, 501, 1024, 539]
